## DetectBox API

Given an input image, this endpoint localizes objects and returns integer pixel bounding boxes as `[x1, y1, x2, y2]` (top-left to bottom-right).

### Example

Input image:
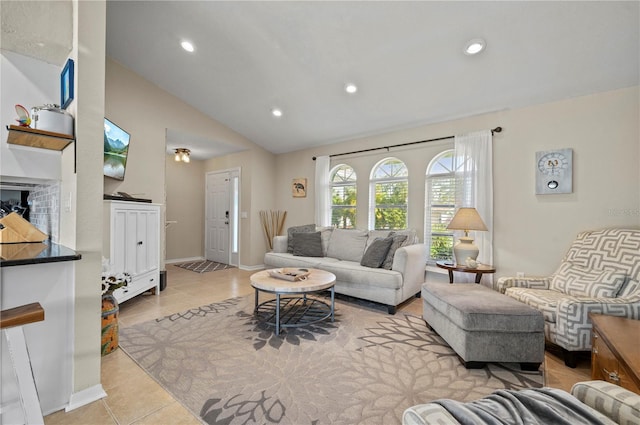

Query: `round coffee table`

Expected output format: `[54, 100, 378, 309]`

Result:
[250, 268, 336, 335]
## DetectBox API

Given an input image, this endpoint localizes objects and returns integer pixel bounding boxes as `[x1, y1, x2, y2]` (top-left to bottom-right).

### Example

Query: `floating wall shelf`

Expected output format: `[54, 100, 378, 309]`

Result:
[6, 125, 74, 151]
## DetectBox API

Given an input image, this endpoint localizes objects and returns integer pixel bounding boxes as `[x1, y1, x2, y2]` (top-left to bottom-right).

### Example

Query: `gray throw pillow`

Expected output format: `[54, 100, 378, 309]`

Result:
[287, 224, 316, 253]
[291, 232, 324, 257]
[360, 236, 394, 268]
[381, 234, 408, 270]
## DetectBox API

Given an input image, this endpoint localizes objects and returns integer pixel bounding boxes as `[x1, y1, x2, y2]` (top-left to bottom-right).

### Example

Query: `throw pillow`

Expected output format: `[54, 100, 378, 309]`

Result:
[291, 232, 324, 257]
[381, 234, 408, 270]
[365, 230, 394, 251]
[326, 229, 369, 262]
[360, 236, 394, 268]
[287, 224, 316, 253]
[550, 262, 626, 298]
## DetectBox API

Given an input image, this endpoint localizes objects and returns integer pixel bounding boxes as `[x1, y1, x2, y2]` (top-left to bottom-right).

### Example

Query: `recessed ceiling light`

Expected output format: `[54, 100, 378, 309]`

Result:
[181, 40, 195, 53]
[464, 38, 486, 55]
[271, 108, 283, 117]
[345, 83, 358, 94]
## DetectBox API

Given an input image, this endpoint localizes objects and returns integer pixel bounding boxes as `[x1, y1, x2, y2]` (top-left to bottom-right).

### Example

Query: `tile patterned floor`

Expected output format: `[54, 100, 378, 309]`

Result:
[44, 265, 590, 424]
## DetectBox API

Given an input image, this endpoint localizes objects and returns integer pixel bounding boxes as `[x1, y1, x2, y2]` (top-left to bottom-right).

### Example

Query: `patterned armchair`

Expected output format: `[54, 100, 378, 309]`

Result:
[497, 228, 640, 367]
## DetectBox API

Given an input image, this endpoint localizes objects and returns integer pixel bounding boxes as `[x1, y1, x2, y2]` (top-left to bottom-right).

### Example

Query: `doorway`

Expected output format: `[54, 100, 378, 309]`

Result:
[205, 168, 240, 266]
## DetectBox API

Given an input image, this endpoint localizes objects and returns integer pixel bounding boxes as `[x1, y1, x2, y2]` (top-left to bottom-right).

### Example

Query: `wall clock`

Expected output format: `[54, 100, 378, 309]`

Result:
[535, 148, 573, 194]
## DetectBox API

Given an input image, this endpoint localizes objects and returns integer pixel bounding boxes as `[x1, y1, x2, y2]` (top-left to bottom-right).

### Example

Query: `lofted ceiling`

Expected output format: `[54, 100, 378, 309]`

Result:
[3, 2, 639, 158]
[105, 1, 639, 156]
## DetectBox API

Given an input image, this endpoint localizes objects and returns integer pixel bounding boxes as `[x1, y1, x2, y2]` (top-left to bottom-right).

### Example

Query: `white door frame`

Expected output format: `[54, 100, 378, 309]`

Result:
[205, 167, 241, 266]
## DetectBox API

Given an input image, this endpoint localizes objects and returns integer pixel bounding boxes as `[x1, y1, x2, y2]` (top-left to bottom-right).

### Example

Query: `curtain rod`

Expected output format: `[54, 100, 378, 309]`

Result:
[312, 126, 502, 160]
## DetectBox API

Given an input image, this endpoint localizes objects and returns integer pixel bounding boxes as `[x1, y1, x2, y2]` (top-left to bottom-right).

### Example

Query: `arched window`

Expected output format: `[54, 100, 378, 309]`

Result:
[330, 164, 357, 229]
[369, 158, 408, 230]
[425, 150, 458, 262]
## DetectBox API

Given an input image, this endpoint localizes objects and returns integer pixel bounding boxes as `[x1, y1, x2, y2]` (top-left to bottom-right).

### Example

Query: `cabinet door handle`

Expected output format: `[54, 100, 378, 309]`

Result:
[593, 347, 598, 354]
[603, 368, 620, 383]
[137, 241, 143, 245]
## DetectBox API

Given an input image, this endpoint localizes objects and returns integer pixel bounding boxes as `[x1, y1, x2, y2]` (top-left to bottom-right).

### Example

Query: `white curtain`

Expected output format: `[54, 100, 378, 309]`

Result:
[314, 156, 331, 226]
[454, 130, 493, 284]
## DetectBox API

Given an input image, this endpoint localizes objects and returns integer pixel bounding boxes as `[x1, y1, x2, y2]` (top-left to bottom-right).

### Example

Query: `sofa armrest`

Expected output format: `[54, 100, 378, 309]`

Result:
[402, 403, 460, 425]
[272, 236, 288, 253]
[571, 380, 640, 424]
[393, 244, 427, 291]
[496, 276, 551, 294]
[555, 296, 640, 350]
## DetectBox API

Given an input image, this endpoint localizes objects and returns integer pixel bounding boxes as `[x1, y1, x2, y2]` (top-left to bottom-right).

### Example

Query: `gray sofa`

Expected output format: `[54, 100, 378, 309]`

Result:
[402, 380, 640, 425]
[264, 228, 428, 314]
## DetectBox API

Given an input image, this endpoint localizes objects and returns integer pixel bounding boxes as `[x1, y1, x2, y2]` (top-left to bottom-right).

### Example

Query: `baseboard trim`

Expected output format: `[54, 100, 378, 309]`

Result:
[65, 384, 107, 412]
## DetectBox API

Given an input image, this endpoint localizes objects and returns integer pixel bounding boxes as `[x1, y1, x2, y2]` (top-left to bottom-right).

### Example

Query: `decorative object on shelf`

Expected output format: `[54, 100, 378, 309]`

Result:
[60, 58, 74, 110]
[14, 104, 31, 127]
[259, 210, 287, 250]
[292, 178, 307, 197]
[174, 148, 190, 163]
[446, 207, 488, 265]
[31, 104, 73, 135]
[101, 259, 131, 356]
[535, 148, 573, 194]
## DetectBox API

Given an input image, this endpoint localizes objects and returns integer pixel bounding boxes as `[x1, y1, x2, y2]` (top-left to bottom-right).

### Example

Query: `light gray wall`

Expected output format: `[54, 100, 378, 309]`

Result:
[274, 86, 640, 278]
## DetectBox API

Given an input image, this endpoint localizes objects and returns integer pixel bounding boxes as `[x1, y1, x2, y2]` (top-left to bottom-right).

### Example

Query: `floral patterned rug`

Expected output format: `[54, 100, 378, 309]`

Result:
[119, 294, 543, 425]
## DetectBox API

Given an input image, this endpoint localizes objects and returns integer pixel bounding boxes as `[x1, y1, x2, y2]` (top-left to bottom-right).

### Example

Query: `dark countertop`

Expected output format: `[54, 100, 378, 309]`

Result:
[0, 241, 81, 267]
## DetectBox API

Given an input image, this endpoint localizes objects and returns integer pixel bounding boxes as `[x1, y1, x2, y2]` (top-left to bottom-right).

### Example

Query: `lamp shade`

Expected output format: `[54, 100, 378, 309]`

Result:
[447, 207, 488, 266]
[446, 207, 487, 236]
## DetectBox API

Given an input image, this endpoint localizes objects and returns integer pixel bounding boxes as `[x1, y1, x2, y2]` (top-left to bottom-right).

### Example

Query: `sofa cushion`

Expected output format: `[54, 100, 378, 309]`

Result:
[317, 226, 334, 256]
[381, 234, 408, 270]
[291, 231, 323, 257]
[365, 230, 394, 251]
[264, 252, 324, 269]
[550, 262, 626, 298]
[318, 259, 403, 290]
[287, 224, 316, 253]
[505, 287, 567, 323]
[326, 229, 369, 262]
[361, 236, 394, 268]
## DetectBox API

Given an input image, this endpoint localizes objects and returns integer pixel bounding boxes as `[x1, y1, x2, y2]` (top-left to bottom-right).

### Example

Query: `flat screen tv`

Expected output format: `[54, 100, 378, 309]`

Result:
[103, 118, 131, 181]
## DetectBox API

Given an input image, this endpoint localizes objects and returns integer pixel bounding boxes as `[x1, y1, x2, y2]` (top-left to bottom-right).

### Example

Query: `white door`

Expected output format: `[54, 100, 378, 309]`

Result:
[206, 171, 230, 264]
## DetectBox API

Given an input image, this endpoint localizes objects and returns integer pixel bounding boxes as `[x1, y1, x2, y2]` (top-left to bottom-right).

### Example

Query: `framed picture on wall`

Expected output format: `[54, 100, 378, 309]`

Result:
[60, 58, 74, 110]
[292, 178, 307, 197]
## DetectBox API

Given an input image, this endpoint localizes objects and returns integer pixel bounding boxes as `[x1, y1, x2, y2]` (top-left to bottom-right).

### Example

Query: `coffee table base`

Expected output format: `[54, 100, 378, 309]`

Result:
[253, 288, 335, 335]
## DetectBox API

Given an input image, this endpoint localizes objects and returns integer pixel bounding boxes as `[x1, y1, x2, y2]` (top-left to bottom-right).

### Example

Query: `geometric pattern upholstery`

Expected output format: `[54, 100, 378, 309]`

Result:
[550, 262, 626, 298]
[497, 228, 640, 352]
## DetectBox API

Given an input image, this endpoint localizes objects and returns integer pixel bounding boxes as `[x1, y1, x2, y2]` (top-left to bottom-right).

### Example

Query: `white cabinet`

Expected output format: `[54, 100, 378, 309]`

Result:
[103, 201, 161, 303]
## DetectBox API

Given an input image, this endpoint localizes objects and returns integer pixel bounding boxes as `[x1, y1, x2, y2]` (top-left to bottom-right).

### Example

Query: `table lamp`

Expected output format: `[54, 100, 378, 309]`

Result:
[446, 207, 488, 266]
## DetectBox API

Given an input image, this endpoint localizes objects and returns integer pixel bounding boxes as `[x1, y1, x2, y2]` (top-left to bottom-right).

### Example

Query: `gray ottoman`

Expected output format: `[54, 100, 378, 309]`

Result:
[422, 282, 544, 370]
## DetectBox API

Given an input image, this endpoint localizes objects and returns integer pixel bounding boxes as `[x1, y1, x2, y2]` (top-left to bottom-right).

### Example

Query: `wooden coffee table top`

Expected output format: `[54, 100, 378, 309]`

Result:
[251, 268, 336, 293]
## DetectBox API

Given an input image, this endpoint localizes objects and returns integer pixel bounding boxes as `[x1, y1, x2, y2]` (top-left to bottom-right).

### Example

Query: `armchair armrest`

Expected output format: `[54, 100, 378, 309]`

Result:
[272, 236, 288, 253]
[496, 276, 551, 294]
[555, 295, 640, 350]
[571, 380, 640, 424]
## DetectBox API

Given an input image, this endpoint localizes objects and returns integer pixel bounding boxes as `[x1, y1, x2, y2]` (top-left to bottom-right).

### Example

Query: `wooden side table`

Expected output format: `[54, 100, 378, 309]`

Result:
[590, 313, 640, 393]
[436, 261, 496, 284]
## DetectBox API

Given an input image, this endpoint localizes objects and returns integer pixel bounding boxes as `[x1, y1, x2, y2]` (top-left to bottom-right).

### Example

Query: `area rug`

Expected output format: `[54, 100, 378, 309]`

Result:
[119, 295, 543, 425]
[175, 260, 235, 273]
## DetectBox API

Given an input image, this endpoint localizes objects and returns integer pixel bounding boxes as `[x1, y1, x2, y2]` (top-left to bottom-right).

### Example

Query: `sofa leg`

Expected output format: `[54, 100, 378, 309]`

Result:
[520, 362, 541, 371]
[415, 291, 422, 298]
[387, 305, 397, 315]
[563, 350, 578, 368]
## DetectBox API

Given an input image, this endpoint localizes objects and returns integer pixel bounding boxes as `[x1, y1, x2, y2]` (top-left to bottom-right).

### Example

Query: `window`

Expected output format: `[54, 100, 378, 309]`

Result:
[370, 158, 408, 230]
[425, 150, 458, 262]
[330, 164, 357, 229]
